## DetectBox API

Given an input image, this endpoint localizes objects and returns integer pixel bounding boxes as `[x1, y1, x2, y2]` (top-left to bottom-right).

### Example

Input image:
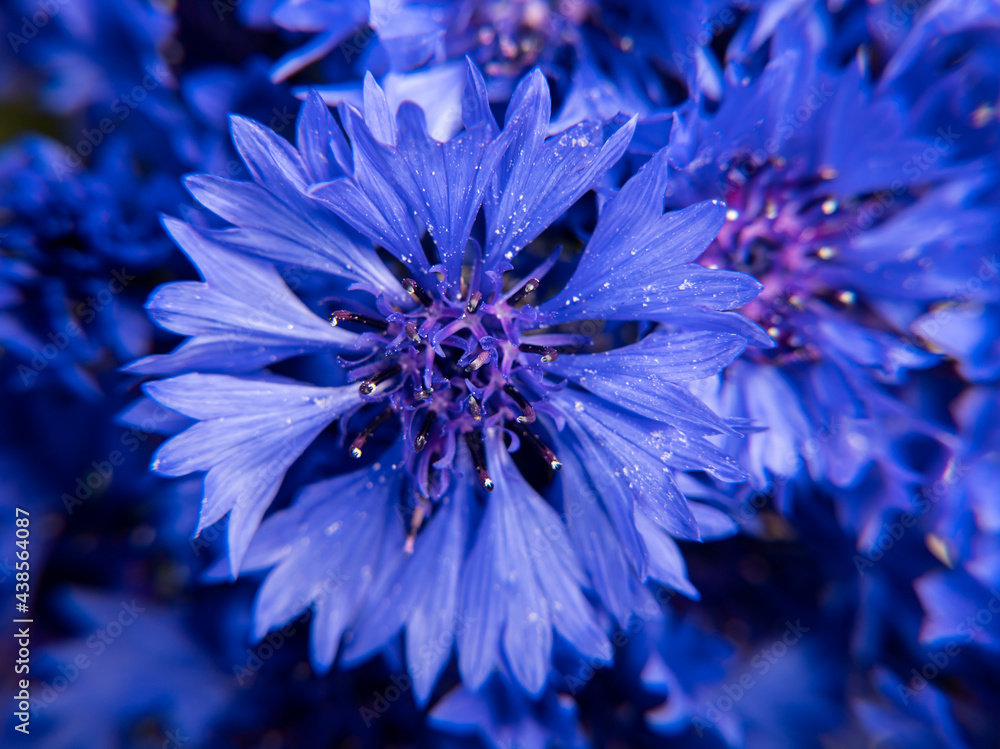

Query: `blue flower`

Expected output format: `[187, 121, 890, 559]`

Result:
[254, 0, 588, 85]
[0, 133, 181, 397]
[662, 6, 1000, 542]
[246, 0, 761, 129]
[6, 0, 177, 115]
[138, 62, 762, 696]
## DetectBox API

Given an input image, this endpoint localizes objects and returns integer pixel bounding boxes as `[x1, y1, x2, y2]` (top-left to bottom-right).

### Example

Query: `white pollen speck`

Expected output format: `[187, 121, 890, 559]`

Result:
[574, 401, 584, 412]
[678, 279, 694, 290]
[324, 521, 342, 536]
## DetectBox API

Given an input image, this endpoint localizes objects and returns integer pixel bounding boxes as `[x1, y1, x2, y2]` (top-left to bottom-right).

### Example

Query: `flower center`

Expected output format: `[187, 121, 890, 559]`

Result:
[472, 0, 594, 78]
[698, 161, 860, 364]
[329, 264, 576, 514]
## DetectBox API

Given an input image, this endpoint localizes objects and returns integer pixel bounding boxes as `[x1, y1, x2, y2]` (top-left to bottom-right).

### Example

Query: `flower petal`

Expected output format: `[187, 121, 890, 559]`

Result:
[128, 218, 357, 374]
[146, 374, 362, 571]
[483, 69, 635, 270]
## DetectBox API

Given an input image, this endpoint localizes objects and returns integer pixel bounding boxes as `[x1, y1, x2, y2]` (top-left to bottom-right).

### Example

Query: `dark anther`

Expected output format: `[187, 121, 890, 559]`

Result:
[506, 277, 539, 306]
[350, 406, 394, 458]
[359, 364, 402, 395]
[503, 384, 535, 424]
[468, 394, 483, 421]
[465, 350, 491, 373]
[466, 290, 482, 314]
[509, 421, 562, 471]
[404, 321, 421, 342]
[518, 343, 559, 362]
[328, 310, 388, 331]
[413, 410, 437, 452]
[402, 278, 433, 306]
[464, 431, 494, 492]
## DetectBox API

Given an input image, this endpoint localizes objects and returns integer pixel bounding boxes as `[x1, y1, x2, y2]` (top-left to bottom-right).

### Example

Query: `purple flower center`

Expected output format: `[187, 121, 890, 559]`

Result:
[467, 0, 595, 78]
[699, 162, 861, 363]
[331, 261, 576, 501]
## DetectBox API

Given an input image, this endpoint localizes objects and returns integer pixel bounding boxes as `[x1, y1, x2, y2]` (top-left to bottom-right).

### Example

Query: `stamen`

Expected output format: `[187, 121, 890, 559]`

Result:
[402, 278, 433, 306]
[404, 321, 421, 342]
[518, 343, 559, 362]
[464, 432, 493, 492]
[506, 277, 539, 306]
[465, 350, 491, 373]
[328, 310, 388, 331]
[404, 499, 429, 555]
[503, 384, 535, 424]
[413, 410, 437, 452]
[466, 290, 482, 314]
[350, 406, 394, 458]
[510, 422, 561, 471]
[468, 394, 483, 421]
[359, 364, 402, 395]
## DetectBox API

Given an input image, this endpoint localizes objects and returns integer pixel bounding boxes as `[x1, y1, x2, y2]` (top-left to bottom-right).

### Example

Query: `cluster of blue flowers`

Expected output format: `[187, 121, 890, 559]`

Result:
[3, 0, 1000, 746]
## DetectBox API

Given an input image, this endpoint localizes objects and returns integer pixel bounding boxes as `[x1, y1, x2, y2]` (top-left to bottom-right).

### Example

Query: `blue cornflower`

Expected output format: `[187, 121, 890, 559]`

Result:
[0, 134, 181, 397]
[250, 0, 592, 85]
[663, 6, 1000, 542]
[6, 0, 177, 115]
[244, 0, 763, 133]
[138, 62, 763, 696]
